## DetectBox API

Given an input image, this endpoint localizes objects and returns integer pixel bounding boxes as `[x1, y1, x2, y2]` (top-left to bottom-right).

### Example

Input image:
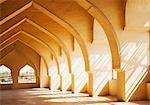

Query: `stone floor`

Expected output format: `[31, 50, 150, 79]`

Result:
[0, 88, 149, 105]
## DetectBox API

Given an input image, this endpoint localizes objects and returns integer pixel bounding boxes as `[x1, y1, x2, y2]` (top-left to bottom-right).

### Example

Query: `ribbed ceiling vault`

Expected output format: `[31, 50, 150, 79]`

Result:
[0, 0, 122, 71]
[0, 0, 91, 72]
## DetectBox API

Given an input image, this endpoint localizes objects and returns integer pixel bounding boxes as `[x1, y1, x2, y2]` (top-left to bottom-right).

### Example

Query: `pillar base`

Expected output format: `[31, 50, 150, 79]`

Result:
[87, 72, 94, 96]
[60, 73, 72, 91]
[88, 71, 111, 97]
[147, 83, 150, 100]
[109, 79, 117, 96]
[117, 70, 126, 101]
[49, 74, 60, 90]
[71, 72, 88, 93]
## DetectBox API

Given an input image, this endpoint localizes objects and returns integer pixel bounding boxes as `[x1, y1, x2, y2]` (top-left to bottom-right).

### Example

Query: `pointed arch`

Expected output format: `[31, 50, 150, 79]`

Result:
[33, 2, 90, 71]
[18, 64, 36, 83]
[0, 65, 13, 84]
[74, 0, 121, 69]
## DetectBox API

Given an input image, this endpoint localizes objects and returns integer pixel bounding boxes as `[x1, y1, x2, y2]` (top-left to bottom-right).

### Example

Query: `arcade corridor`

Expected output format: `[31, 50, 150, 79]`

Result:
[0, 0, 150, 104]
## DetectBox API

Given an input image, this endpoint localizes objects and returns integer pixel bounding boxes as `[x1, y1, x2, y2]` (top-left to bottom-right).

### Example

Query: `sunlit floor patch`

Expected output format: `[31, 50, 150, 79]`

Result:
[0, 88, 149, 105]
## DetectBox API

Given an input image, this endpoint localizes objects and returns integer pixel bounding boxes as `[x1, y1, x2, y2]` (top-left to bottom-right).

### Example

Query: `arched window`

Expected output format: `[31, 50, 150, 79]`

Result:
[18, 65, 36, 83]
[0, 65, 13, 84]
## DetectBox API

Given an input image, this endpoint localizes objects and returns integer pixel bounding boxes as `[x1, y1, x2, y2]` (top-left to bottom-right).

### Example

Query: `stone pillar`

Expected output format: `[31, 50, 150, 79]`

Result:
[87, 71, 94, 96]
[117, 70, 126, 101]
[71, 73, 75, 92]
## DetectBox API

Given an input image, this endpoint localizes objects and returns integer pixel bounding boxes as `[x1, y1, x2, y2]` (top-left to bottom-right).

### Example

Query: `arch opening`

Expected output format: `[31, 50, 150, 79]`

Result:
[18, 65, 36, 83]
[0, 65, 13, 84]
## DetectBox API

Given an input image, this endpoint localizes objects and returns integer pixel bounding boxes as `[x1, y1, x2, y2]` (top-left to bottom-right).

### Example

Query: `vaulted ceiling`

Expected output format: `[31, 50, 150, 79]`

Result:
[0, 0, 150, 72]
[1, 0, 91, 70]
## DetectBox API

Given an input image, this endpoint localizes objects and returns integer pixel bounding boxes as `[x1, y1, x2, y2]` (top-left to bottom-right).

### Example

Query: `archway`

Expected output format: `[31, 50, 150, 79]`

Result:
[0, 65, 13, 84]
[18, 64, 36, 83]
